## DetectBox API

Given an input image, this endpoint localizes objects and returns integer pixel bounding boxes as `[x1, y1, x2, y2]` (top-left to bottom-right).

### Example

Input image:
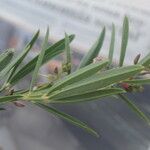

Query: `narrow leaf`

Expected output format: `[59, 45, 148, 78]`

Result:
[65, 33, 71, 65]
[9, 35, 75, 86]
[108, 24, 115, 64]
[119, 94, 150, 125]
[30, 28, 49, 91]
[36, 102, 99, 137]
[0, 52, 7, 62]
[46, 60, 108, 94]
[119, 16, 129, 67]
[79, 27, 105, 68]
[48, 65, 143, 99]
[0, 49, 14, 72]
[139, 52, 150, 67]
[0, 49, 13, 62]
[0, 95, 22, 104]
[0, 30, 39, 78]
[50, 88, 125, 103]
[125, 78, 150, 85]
[63, 33, 72, 74]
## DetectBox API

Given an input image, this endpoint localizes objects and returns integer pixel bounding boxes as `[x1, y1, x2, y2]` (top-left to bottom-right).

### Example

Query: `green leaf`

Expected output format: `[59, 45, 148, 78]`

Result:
[36, 102, 99, 137]
[79, 27, 105, 68]
[34, 83, 53, 92]
[0, 95, 22, 104]
[0, 68, 16, 92]
[118, 94, 150, 125]
[138, 52, 150, 67]
[46, 60, 108, 94]
[50, 88, 125, 103]
[108, 24, 115, 64]
[125, 78, 150, 85]
[9, 35, 75, 86]
[48, 65, 143, 99]
[0, 52, 6, 62]
[119, 16, 129, 67]
[65, 33, 71, 65]
[0, 30, 39, 79]
[0, 49, 14, 72]
[63, 33, 72, 74]
[0, 49, 12, 62]
[30, 27, 49, 91]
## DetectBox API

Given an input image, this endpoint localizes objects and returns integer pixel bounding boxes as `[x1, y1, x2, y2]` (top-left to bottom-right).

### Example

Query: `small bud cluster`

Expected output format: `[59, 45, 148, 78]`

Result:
[62, 63, 71, 74]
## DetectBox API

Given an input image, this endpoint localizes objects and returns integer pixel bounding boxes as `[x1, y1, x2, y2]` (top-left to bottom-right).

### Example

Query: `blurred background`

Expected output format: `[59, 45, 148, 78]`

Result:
[0, 0, 149, 150]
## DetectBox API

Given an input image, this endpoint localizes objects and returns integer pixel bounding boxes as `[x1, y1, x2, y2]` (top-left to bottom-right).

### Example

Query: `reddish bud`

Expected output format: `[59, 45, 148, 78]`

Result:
[121, 82, 133, 92]
[121, 83, 129, 89]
